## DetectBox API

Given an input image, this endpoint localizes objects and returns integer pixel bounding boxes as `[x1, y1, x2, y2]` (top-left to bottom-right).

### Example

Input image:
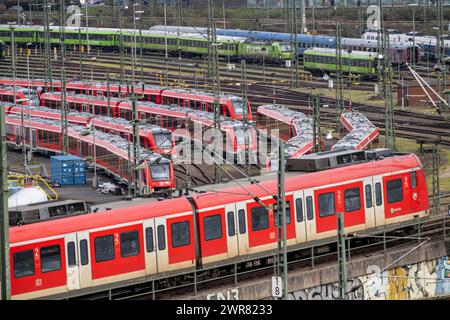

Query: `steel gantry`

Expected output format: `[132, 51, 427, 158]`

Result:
[335, 23, 344, 123]
[312, 95, 322, 153]
[60, 0, 68, 154]
[208, 0, 222, 184]
[43, 0, 52, 91]
[383, 32, 395, 150]
[289, 0, 299, 88]
[241, 60, 251, 176]
[0, 106, 10, 300]
[436, 0, 447, 112]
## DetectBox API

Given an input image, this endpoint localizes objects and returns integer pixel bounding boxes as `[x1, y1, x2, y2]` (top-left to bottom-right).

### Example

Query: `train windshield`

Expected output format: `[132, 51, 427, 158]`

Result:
[280, 43, 292, 52]
[231, 98, 245, 115]
[154, 133, 172, 149]
[150, 163, 171, 181]
[234, 127, 253, 146]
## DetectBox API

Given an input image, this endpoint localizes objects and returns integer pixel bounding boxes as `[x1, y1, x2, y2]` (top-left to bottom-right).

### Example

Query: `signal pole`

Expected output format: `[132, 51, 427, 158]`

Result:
[275, 140, 288, 300]
[208, 0, 222, 184]
[60, 0, 68, 154]
[312, 95, 322, 152]
[336, 23, 344, 122]
[432, 140, 440, 215]
[241, 60, 250, 176]
[383, 34, 395, 150]
[132, 85, 140, 198]
[43, 0, 52, 91]
[378, 2, 395, 150]
[337, 212, 348, 300]
[289, 0, 299, 88]
[436, 0, 447, 112]
[0, 106, 10, 300]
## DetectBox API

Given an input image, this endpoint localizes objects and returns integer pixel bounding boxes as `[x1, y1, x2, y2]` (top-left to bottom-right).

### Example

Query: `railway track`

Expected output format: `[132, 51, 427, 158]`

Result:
[2, 47, 447, 91]
[1, 50, 450, 147]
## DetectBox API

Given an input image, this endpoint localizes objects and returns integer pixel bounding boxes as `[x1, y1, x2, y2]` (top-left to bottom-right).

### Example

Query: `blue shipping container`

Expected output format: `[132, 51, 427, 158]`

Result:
[51, 155, 86, 186]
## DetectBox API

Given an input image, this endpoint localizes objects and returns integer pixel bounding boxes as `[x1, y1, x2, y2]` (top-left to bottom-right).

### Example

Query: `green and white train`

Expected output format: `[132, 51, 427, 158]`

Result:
[0, 25, 293, 63]
[304, 47, 381, 79]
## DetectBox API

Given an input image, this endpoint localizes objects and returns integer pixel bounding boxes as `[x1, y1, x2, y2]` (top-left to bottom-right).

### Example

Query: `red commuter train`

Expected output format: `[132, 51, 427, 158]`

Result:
[4, 114, 176, 193]
[0, 78, 253, 120]
[40, 92, 257, 162]
[5, 104, 175, 156]
[5, 150, 429, 299]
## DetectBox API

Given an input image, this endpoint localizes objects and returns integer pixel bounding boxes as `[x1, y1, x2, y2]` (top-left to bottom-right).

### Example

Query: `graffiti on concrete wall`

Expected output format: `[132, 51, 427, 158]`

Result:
[287, 278, 364, 300]
[288, 256, 450, 300]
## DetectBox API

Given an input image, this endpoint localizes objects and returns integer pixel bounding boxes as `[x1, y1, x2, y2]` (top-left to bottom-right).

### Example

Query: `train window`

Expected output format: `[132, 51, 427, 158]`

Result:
[296, 198, 303, 222]
[375, 183, 382, 206]
[344, 188, 361, 212]
[171, 221, 190, 248]
[80, 239, 89, 265]
[411, 172, 417, 188]
[227, 211, 236, 236]
[120, 231, 140, 258]
[238, 209, 246, 234]
[67, 242, 76, 267]
[41, 245, 61, 273]
[157, 225, 166, 250]
[365, 185, 373, 208]
[387, 179, 403, 204]
[145, 227, 154, 253]
[318, 192, 335, 217]
[204, 215, 222, 241]
[94, 235, 115, 263]
[251, 206, 269, 231]
[306, 196, 314, 220]
[13, 250, 35, 278]
[274, 203, 292, 226]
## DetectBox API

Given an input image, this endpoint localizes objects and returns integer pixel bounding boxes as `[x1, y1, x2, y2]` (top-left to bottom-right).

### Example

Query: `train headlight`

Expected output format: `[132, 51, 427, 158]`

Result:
[413, 192, 417, 200]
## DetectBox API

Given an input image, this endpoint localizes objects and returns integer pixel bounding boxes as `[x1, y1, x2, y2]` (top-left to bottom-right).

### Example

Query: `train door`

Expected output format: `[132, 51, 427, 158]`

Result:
[77, 231, 92, 288]
[142, 219, 158, 275]
[372, 175, 386, 227]
[293, 191, 307, 244]
[155, 217, 169, 272]
[363, 177, 376, 229]
[235, 201, 249, 256]
[304, 189, 317, 241]
[224, 203, 239, 258]
[64, 233, 81, 291]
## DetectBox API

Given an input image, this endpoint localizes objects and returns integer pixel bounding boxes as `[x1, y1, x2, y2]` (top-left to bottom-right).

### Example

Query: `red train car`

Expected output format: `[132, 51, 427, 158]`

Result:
[0, 87, 30, 105]
[40, 92, 257, 162]
[6, 105, 175, 156]
[5, 114, 175, 193]
[6, 150, 429, 299]
[0, 78, 253, 120]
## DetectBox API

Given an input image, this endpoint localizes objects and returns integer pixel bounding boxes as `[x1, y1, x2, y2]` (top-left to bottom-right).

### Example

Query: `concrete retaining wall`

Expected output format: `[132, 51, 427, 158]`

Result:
[184, 240, 450, 300]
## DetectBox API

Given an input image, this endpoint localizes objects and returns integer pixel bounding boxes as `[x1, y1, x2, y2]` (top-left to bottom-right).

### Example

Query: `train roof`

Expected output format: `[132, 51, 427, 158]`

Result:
[13, 104, 172, 135]
[304, 47, 377, 58]
[41, 91, 249, 132]
[258, 104, 313, 157]
[9, 197, 192, 244]
[192, 153, 421, 210]
[6, 113, 165, 164]
[332, 112, 379, 151]
[342, 37, 417, 48]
